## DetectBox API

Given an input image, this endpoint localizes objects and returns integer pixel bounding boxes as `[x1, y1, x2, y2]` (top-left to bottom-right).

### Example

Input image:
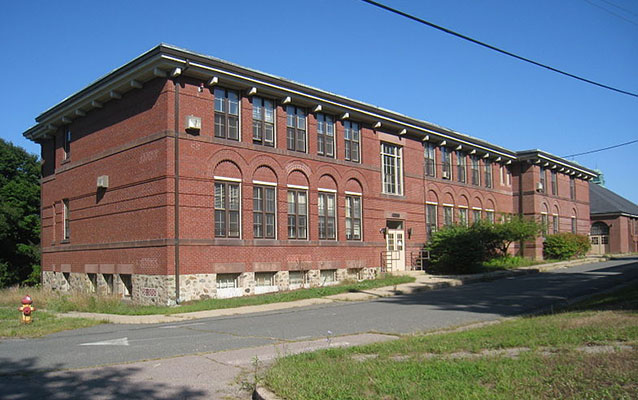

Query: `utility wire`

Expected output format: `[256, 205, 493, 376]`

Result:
[563, 138, 638, 157]
[584, 0, 638, 26]
[361, 0, 638, 98]
[599, 0, 638, 17]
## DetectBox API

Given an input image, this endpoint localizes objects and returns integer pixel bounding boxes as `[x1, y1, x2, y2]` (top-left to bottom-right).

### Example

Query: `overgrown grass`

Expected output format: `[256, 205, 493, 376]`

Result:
[0, 275, 414, 316]
[481, 256, 560, 271]
[0, 307, 104, 338]
[264, 282, 638, 399]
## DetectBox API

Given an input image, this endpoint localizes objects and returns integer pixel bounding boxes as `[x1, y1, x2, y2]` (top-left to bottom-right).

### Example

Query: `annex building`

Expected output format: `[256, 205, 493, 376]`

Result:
[24, 44, 597, 305]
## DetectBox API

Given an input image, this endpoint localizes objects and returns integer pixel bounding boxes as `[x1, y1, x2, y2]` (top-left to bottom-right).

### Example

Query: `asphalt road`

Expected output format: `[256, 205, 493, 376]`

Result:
[1, 258, 637, 375]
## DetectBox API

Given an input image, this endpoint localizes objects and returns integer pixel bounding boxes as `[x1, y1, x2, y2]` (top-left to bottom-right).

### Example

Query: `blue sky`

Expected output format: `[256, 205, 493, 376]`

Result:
[2, 0, 636, 202]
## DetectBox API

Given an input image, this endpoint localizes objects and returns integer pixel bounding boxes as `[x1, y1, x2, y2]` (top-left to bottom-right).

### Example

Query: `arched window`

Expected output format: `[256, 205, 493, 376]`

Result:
[591, 222, 609, 236]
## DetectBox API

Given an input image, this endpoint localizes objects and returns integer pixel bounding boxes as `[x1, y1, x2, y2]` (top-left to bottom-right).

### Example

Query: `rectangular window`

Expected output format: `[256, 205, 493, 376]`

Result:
[88, 273, 97, 292]
[253, 186, 276, 239]
[484, 160, 492, 188]
[252, 96, 275, 147]
[486, 210, 495, 223]
[216, 273, 239, 289]
[316, 113, 334, 157]
[381, 143, 403, 195]
[320, 269, 336, 284]
[424, 143, 436, 177]
[426, 204, 437, 239]
[287, 190, 308, 239]
[63, 128, 71, 160]
[459, 208, 468, 226]
[551, 171, 558, 196]
[289, 270, 308, 286]
[470, 156, 480, 185]
[286, 105, 306, 152]
[444, 206, 454, 226]
[63, 199, 70, 240]
[541, 213, 548, 235]
[255, 272, 276, 287]
[214, 181, 240, 238]
[540, 167, 547, 194]
[318, 192, 336, 240]
[214, 87, 240, 140]
[552, 215, 559, 234]
[343, 121, 361, 162]
[345, 195, 362, 240]
[472, 209, 482, 223]
[499, 165, 504, 186]
[506, 167, 511, 186]
[570, 177, 576, 200]
[441, 147, 452, 179]
[456, 151, 466, 183]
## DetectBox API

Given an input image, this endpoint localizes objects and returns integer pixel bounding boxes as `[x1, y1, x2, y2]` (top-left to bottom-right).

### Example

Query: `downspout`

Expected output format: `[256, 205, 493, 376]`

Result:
[173, 77, 181, 303]
[518, 163, 525, 257]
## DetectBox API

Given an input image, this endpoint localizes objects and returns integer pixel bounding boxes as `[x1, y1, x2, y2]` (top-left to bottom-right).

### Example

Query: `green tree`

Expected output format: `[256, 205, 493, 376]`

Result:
[491, 216, 542, 256]
[0, 139, 41, 287]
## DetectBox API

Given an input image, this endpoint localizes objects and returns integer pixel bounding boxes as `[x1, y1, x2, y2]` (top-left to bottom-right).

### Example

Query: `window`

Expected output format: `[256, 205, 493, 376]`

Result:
[214, 88, 239, 140]
[552, 215, 559, 234]
[470, 156, 480, 185]
[344, 121, 360, 162]
[317, 113, 334, 157]
[444, 206, 454, 226]
[541, 213, 548, 235]
[289, 270, 308, 286]
[506, 167, 511, 186]
[441, 147, 452, 179]
[424, 143, 436, 177]
[255, 272, 276, 287]
[103, 273, 114, 294]
[381, 143, 403, 195]
[216, 273, 239, 289]
[456, 151, 466, 183]
[214, 181, 240, 238]
[287, 190, 308, 239]
[472, 209, 482, 223]
[426, 204, 437, 239]
[318, 192, 336, 240]
[88, 273, 97, 292]
[345, 195, 362, 240]
[486, 210, 495, 223]
[63, 128, 71, 160]
[540, 167, 547, 194]
[286, 106, 306, 152]
[484, 160, 492, 188]
[571, 217, 577, 233]
[570, 177, 575, 200]
[253, 185, 276, 239]
[551, 171, 558, 196]
[459, 208, 468, 226]
[252, 96, 275, 146]
[320, 269, 336, 284]
[62, 199, 70, 241]
[499, 164, 504, 186]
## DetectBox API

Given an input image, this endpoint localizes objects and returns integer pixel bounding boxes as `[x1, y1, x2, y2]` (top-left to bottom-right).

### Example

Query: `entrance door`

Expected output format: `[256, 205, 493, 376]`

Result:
[385, 227, 405, 271]
[590, 222, 610, 255]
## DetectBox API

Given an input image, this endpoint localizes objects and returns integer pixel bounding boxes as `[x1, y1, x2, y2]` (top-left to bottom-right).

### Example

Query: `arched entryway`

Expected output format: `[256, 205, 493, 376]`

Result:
[590, 222, 610, 255]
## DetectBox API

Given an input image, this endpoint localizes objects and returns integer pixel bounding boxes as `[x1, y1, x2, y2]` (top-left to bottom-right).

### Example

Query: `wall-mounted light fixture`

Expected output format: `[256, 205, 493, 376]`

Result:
[379, 227, 387, 237]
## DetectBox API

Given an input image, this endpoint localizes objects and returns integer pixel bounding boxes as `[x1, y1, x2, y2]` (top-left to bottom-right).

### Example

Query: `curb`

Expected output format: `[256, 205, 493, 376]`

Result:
[253, 385, 281, 400]
[57, 257, 607, 324]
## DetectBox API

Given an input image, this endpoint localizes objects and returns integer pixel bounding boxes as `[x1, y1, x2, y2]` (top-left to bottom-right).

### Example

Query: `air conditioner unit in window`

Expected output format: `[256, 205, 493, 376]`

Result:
[97, 175, 109, 189]
[536, 182, 544, 192]
[185, 115, 201, 132]
[442, 170, 450, 179]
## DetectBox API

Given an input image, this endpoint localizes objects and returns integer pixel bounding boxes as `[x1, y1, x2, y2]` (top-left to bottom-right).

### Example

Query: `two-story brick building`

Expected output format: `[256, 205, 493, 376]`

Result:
[23, 44, 597, 304]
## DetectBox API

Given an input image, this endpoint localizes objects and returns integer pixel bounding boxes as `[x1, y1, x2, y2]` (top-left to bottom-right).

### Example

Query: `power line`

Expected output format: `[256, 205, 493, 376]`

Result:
[360, 0, 638, 98]
[599, 0, 638, 17]
[563, 138, 638, 158]
[583, 0, 638, 26]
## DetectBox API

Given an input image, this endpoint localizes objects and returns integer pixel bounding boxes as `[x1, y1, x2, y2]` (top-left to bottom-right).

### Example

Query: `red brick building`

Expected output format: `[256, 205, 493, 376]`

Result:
[23, 45, 597, 304]
[589, 183, 638, 255]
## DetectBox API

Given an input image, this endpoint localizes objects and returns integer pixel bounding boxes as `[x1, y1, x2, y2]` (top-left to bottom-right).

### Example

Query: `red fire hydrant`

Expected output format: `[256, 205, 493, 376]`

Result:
[18, 295, 35, 324]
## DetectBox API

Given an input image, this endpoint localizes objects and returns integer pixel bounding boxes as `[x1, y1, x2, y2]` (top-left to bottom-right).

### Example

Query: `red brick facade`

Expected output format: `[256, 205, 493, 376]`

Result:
[25, 45, 597, 304]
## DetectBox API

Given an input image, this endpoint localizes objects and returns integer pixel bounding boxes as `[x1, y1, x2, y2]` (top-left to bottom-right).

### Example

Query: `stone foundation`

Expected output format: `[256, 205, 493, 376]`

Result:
[42, 266, 382, 305]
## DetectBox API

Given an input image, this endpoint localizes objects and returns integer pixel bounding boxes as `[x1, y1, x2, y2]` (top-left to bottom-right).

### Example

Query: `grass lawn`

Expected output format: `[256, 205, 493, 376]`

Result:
[263, 282, 638, 400]
[0, 275, 414, 316]
[0, 307, 104, 339]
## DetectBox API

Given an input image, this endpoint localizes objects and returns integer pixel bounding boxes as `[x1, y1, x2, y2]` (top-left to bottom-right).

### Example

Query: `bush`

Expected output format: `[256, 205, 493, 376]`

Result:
[543, 233, 591, 260]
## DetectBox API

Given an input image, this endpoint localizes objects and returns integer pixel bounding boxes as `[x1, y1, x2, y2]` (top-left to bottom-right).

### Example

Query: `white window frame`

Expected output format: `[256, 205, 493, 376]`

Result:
[252, 180, 277, 239]
[214, 177, 242, 239]
[318, 190, 337, 240]
[381, 143, 403, 195]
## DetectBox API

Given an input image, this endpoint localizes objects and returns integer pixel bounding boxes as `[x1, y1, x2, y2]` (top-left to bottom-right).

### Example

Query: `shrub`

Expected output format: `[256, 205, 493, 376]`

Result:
[543, 233, 591, 260]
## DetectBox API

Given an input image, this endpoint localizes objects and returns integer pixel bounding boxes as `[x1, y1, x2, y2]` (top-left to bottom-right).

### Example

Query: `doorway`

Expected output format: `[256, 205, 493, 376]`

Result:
[590, 222, 610, 255]
[385, 220, 405, 271]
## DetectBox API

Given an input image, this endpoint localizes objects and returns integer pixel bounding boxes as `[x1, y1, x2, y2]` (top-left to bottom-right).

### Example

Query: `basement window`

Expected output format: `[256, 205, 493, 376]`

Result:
[216, 273, 239, 289]
[320, 269, 337, 285]
[120, 274, 132, 297]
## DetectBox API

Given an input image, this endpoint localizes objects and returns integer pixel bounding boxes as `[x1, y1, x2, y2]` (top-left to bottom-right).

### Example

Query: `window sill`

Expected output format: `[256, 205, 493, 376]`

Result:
[60, 239, 70, 244]
[61, 158, 71, 165]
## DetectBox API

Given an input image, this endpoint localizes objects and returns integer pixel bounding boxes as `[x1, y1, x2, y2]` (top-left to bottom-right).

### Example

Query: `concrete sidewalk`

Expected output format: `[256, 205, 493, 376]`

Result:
[61, 257, 605, 324]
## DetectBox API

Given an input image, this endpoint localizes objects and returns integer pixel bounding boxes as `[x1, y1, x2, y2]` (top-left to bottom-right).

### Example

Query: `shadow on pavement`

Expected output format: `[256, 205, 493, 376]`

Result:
[374, 262, 638, 317]
[0, 357, 207, 400]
